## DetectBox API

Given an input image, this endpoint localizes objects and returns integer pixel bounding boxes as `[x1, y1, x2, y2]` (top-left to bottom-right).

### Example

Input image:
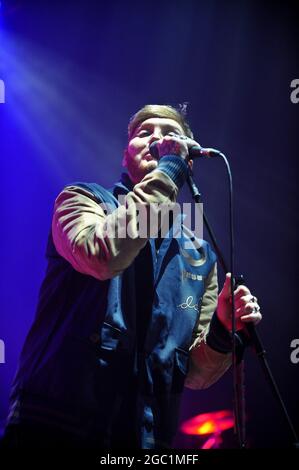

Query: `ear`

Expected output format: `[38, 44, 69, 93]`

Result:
[122, 148, 128, 168]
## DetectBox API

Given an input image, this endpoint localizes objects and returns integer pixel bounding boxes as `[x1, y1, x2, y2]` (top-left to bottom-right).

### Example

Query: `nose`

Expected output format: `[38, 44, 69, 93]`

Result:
[148, 129, 163, 146]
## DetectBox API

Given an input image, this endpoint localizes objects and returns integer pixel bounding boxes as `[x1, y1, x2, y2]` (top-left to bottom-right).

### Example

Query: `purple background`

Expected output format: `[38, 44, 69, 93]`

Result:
[0, 0, 298, 448]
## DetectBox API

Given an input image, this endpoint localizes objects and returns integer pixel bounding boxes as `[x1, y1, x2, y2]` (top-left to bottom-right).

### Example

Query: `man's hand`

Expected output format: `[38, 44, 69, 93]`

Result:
[217, 273, 262, 331]
[153, 132, 200, 162]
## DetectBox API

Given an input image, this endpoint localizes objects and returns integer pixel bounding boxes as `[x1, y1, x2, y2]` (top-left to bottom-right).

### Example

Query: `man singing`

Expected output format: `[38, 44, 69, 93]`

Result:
[2, 104, 261, 449]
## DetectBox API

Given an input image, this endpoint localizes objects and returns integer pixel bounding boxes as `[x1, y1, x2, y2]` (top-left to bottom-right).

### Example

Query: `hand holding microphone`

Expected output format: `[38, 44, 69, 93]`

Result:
[149, 132, 222, 161]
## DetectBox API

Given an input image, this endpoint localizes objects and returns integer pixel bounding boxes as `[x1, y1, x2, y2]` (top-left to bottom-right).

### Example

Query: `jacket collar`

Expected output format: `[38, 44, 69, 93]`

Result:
[113, 172, 134, 198]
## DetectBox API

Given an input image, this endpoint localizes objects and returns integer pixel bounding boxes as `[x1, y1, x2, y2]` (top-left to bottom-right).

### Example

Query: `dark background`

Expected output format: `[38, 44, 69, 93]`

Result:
[0, 0, 298, 448]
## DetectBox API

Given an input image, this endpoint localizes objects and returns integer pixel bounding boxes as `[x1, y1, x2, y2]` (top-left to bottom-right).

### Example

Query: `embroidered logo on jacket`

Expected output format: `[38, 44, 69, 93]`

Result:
[182, 270, 204, 281]
[177, 296, 201, 312]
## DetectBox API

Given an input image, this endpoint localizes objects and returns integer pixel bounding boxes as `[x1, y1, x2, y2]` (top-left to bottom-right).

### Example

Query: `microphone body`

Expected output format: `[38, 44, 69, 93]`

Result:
[149, 141, 222, 160]
[188, 146, 223, 158]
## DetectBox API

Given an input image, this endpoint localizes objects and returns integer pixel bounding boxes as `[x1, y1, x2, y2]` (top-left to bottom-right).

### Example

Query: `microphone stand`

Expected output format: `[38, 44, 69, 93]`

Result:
[186, 166, 299, 449]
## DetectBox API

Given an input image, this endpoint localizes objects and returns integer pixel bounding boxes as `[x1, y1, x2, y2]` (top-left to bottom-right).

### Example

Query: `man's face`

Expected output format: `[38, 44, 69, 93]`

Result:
[122, 117, 185, 184]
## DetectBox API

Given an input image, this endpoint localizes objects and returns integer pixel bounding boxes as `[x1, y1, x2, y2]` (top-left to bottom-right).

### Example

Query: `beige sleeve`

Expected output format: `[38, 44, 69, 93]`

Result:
[52, 170, 178, 281]
[185, 263, 232, 390]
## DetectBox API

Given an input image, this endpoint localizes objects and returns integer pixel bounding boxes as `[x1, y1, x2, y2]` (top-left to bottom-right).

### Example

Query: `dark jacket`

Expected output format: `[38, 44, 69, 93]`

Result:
[7, 163, 232, 448]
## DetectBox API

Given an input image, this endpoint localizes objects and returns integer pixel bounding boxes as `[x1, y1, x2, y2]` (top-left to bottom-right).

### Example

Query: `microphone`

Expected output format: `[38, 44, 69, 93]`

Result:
[188, 146, 223, 158]
[149, 141, 222, 160]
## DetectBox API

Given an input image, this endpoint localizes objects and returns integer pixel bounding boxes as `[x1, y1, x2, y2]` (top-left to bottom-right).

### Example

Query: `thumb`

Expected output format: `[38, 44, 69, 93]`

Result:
[221, 272, 232, 300]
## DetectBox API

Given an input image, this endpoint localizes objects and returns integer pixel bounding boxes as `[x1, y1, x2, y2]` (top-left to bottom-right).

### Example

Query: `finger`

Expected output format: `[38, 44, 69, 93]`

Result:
[229, 287, 250, 304]
[234, 285, 251, 297]
[245, 302, 260, 313]
[158, 136, 189, 158]
[167, 133, 202, 151]
[235, 302, 260, 315]
[240, 312, 262, 325]
[236, 301, 260, 313]
[221, 273, 233, 300]
[187, 138, 202, 149]
[235, 295, 250, 308]
[236, 294, 258, 304]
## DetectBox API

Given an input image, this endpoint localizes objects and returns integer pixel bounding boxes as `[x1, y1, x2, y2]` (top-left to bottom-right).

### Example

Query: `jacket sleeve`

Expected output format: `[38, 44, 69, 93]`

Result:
[52, 166, 182, 281]
[185, 263, 232, 390]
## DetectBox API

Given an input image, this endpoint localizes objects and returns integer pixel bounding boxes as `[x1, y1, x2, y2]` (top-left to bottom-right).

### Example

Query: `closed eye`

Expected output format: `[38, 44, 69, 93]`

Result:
[136, 128, 183, 138]
[167, 130, 181, 136]
[137, 130, 151, 137]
